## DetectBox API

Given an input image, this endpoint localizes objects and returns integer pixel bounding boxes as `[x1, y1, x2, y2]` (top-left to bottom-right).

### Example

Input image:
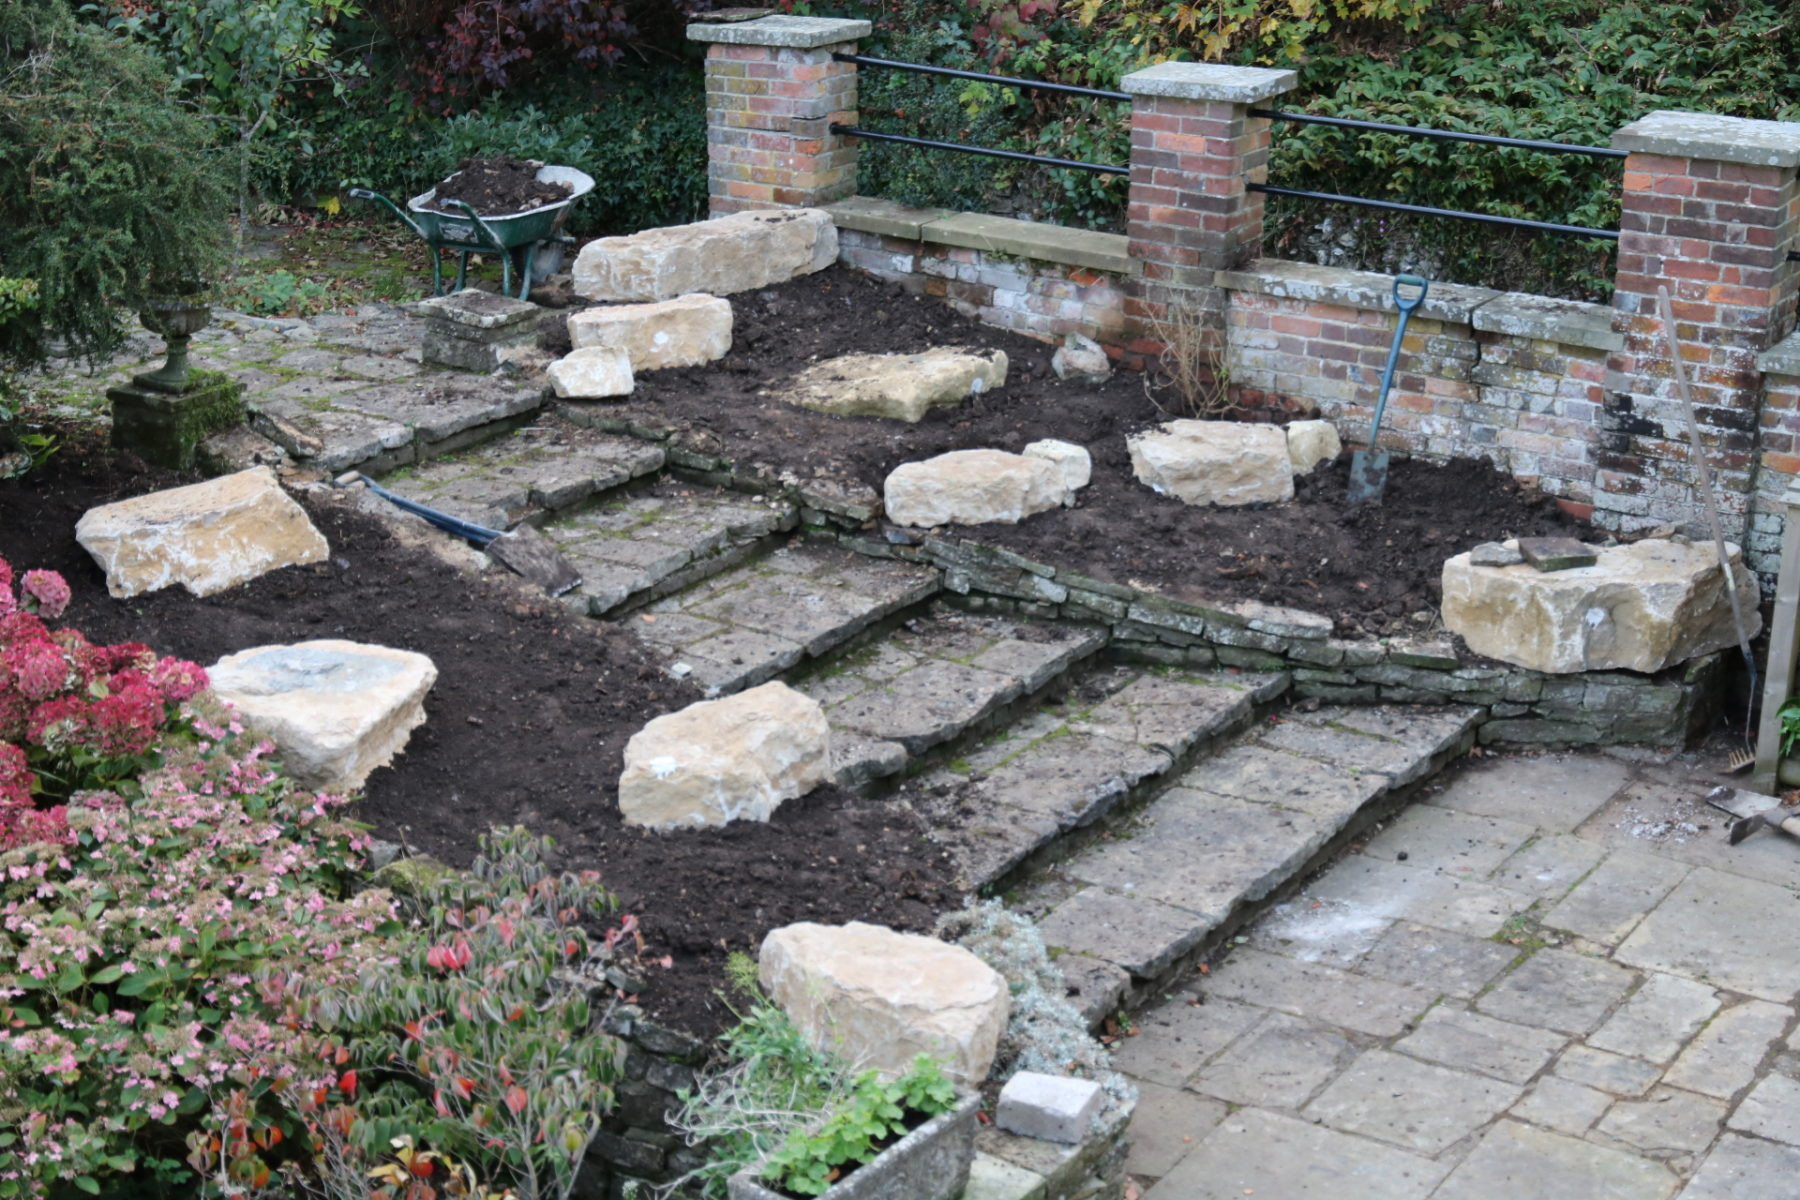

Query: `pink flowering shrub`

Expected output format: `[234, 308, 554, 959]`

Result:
[0, 554, 209, 850]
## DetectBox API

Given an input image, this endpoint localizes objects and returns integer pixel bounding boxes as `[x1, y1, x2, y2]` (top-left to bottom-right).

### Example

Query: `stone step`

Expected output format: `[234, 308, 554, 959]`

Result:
[379, 422, 666, 531]
[900, 666, 1288, 894]
[624, 541, 942, 695]
[791, 605, 1109, 788]
[1030, 703, 1482, 1021]
[543, 482, 799, 618]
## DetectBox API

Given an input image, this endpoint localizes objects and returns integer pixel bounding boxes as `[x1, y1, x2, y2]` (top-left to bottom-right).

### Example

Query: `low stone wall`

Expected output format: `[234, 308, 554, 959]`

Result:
[574, 1004, 710, 1198]
[828, 196, 1138, 351]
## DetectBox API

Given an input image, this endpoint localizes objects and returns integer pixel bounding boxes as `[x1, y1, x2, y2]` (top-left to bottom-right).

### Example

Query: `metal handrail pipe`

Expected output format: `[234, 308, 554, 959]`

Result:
[1250, 108, 1629, 160]
[828, 124, 1129, 175]
[832, 53, 1131, 103]
[1249, 183, 1620, 241]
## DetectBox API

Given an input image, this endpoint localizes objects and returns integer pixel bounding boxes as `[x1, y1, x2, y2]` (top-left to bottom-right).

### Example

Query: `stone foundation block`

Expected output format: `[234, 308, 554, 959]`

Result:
[885, 449, 1072, 528]
[573, 209, 838, 301]
[108, 369, 246, 471]
[1129, 420, 1294, 507]
[419, 289, 540, 372]
[548, 347, 635, 399]
[997, 1073, 1105, 1144]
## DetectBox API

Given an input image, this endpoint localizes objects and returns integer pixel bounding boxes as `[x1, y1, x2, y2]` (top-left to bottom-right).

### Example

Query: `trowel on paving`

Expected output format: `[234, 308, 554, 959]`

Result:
[1347, 273, 1430, 503]
[1703, 786, 1800, 847]
[335, 471, 582, 598]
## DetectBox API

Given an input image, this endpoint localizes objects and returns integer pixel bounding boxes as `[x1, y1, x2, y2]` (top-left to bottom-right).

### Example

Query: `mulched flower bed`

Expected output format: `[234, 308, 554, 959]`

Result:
[581, 265, 1581, 636]
[0, 442, 958, 1036]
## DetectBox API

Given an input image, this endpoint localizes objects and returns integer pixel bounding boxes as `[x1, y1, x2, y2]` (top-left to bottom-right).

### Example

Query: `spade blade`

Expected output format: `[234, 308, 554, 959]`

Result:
[486, 524, 581, 597]
[1347, 447, 1389, 502]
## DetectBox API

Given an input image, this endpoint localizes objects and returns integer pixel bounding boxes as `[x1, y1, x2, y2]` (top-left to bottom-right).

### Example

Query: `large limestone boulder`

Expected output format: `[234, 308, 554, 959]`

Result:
[759, 921, 1009, 1087]
[547, 347, 634, 399]
[1129, 420, 1295, 507]
[884, 449, 1072, 528]
[208, 640, 437, 794]
[1286, 419, 1342, 474]
[572, 209, 837, 302]
[566, 294, 733, 371]
[1441, 538, 1762, 674]
[618, 682, 830, 830]
[75, 467, 329, 598]
[782, 349, 1008, 423]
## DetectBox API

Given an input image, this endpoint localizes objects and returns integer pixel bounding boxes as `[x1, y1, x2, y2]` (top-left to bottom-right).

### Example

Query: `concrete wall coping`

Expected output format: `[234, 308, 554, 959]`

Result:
[1215, 259, 1500, 324]
[1613, 110, 1800, 169]
[1119, 62, 1297, 104]
[1472, 291, 1621, 352]
[687, 14, 870, 48]
[826, 197, 1137, 276]
[1760, 329, 1800, 377]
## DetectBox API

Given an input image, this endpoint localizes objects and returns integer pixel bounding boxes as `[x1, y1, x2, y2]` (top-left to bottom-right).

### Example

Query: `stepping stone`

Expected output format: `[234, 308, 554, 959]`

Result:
[907, 668, 1272, 890]
[628, 542, 940, 693]
[545, 485, 799, 617]
[382, 424, 665, 528]
[257, 375, 541, 470]
[207, 639, 436, 794]
[794, 608, 1106, 785]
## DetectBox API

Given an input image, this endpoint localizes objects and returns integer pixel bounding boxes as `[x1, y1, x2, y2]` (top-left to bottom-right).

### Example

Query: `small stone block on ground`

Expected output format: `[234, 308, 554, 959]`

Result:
[547, 346, 635, 399]
[76, 467, 329, 598]
[884, 449, 1071, 528]
[1286, 419, 1341, 474]
[996, 1073, 1103, 1144]
[1517, 536, 1600, 571]
[207, 639, 437, 794]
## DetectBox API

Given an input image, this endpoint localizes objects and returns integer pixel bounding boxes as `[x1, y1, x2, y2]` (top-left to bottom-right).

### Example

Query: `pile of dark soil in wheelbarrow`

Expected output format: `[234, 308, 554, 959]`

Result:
[0, 440, 959, 1036]
[425, 155, 571, 215]
[587, 265, 1582, 636]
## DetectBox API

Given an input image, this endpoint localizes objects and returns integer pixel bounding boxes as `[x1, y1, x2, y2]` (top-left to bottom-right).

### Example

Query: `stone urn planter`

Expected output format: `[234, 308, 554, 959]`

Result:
[134, 288, 213, 393]
[726, 1093, 980, 1200]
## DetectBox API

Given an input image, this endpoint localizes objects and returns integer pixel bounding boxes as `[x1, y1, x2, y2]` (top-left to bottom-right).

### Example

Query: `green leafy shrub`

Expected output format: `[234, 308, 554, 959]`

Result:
[758, 1058, 957, 1197]
[0, 0, 231, 369]
[219, 268, 340, 318]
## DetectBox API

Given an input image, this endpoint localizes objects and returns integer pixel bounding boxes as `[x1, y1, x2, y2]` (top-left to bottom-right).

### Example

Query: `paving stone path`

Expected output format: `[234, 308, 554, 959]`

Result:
[1116, 747, 1800, 1199]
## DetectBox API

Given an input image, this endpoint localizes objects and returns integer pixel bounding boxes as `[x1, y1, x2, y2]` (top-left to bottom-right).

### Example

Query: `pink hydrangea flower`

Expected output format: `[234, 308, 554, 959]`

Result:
[19, 570, 70, 619]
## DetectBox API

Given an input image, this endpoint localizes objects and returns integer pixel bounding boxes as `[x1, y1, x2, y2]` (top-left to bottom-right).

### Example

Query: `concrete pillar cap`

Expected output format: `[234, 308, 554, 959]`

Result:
[687, 15, 870, 48]
[1118, 62, 1297, 104]
[1613, 110, 1800, 168]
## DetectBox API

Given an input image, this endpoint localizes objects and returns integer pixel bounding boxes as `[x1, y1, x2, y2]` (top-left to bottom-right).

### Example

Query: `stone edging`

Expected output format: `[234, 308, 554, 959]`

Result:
[1217, 258, 1622, 352]
[827, 196, 1136, 276]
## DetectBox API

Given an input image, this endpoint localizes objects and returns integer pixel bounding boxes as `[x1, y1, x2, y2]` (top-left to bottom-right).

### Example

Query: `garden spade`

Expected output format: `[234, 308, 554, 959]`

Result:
[335, 472, 581, 598]
[1348, 273, 1430, 502]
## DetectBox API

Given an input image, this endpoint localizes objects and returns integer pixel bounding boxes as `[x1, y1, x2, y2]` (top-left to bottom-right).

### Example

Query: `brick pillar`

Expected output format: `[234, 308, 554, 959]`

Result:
[1117, 63, 1297, 354]
[1596, 111, 1800, 538]
[687, 15, 868, 215]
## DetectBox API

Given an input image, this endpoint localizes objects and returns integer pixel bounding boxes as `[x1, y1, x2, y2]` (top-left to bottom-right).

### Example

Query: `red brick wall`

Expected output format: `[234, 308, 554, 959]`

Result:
[1596, 152, 1800, 539]
[704, 43, 858, 214]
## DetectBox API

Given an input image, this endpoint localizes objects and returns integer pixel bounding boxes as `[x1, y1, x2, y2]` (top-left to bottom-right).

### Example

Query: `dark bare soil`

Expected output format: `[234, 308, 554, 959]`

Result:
[585, 265, 1581, 636]
[0, 444, 958, 1035]
[427, 155, 571, 216]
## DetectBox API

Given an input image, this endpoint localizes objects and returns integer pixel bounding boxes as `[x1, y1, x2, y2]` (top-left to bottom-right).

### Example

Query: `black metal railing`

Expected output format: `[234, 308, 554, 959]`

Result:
[832, 54, 1800, 259]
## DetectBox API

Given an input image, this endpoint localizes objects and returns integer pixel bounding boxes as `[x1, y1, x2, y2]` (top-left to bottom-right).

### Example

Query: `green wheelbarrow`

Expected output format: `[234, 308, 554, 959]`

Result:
[349, 163, 595, 301]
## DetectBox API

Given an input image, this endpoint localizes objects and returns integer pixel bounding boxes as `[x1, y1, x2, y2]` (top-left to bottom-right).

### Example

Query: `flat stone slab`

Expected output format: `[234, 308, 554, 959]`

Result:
[1660, 998, 1791, 1099]
[1615, 867, 1800, 1001]
[1189, 1011, 1354, 1108]
[784, 349, 1009, 423]
[544, 485, 798, 616]
[76, 467, 330, 598]
[1595, 1085, 1727, 1156]
[796, 609, 1104, 778]
[1203, 949, 1435, 1038]
[1677, 1133, 1800, 1199]
[628, 542, 939, 692]
[1588, 973, 1721, 1064]
[1304, 1048, 1521, 1154]
[208, 639, 436, 794]
[1356, 924, 1520, 997]
[1430, 1120, 1677, 1200]
[1395, 1007, 1567, 1085]
[1144, 1108, 1449, 1200]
